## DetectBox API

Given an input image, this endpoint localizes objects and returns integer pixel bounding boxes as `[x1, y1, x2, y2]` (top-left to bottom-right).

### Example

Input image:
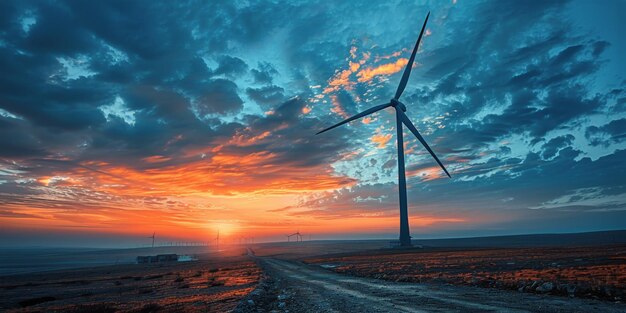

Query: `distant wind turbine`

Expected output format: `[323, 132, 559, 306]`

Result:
[148, 232, 155, 248]
[287, 231, 303, 242]
[316, 12, 450, 247]
[214, 230, 220, 250]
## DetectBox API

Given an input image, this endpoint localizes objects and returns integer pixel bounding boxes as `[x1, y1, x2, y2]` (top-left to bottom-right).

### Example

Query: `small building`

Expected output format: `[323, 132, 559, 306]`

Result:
[157, 254, 178, 262]
[137, 254, 178, 264]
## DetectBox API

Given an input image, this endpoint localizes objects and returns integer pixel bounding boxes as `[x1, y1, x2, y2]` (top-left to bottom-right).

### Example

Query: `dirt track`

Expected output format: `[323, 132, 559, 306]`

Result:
[237, 254, 626, 313]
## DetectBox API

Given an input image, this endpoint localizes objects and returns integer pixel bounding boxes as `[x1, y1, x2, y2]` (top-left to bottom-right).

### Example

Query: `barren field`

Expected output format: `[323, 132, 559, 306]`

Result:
[0, 250, 259, 313]
[2, 233, 625, 312]
[305, 244, 626, 302]
[234, 249, 626, 313]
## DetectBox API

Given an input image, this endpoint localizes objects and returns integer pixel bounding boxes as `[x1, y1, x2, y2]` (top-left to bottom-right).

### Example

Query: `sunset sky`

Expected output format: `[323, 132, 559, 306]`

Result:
[0, 0, 625, 247]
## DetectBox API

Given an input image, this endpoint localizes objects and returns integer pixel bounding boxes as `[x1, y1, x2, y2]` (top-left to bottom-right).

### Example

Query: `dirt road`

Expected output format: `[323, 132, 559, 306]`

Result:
[236, 255, 625, 313]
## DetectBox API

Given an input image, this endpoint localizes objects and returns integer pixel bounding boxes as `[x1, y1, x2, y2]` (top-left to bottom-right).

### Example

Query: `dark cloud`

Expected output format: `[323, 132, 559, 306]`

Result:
[24, 2, 95, 55]
[246, 85, 285, 107]
[194, 79, 244, 115]
[0, 116, 47, 158]
[213, 55, 248, 77]
[251, 62, 278, 85]
[234, 96, 353, 168]
[585, 118, 626, 147]
[541, 135, 575, 159]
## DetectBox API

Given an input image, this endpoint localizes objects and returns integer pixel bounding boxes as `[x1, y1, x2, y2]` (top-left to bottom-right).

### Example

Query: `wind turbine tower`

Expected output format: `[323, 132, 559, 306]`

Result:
[148, 232, 156, 248]
[215, 230, 220, 250]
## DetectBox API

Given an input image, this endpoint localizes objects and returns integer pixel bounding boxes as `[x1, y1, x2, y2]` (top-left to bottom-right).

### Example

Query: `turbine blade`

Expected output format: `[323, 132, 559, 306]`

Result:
[399, 110, 451, 178]
[394, 12, 430, 100]
[316, 102, 391, 135]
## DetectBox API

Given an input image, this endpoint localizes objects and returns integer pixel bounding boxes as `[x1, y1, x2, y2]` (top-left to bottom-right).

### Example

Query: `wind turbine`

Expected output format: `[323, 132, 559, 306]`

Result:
[287, 231, 303, 242]
[148, 232, 155, 248]
[215, 230, 220, 250]
[316, 12, 450, 247]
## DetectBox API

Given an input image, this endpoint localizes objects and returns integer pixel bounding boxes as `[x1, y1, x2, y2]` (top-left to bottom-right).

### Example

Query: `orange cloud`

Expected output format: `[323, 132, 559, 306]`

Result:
[374, 50, 403, 63]
[349, 46, 358, 59]
[349, 61, 361, 72]
[44, 149, 356, 198]
[357, 58, 408, 82]
[228, 130, 272, 146]
[323, 69, 354, 94]
[322, 46, 372, 95]
[142, 155, 172, 163]
[0, 141, 362, 242]
[407, 165, 446, 181]
[371, 133, 393, 149]
[330, 95, 349, 118]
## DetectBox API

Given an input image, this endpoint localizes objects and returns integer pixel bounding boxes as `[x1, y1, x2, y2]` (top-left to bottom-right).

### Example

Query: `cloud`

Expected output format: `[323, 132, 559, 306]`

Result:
[251, 62, 278, 85]
[194, 79, 244, 115]
[356, 58, 408, 82]
[541, 134, 575, 159]
[370, 129, 392, 149]
[246, 85, 285, 107]
[213, 55, 248, 77]
[585, 118, 626, 147]
[0, 0, 624, 242]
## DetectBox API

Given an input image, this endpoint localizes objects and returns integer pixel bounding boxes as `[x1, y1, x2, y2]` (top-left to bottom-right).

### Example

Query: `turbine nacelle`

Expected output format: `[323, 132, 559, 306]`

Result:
[391, 99, 406, 112]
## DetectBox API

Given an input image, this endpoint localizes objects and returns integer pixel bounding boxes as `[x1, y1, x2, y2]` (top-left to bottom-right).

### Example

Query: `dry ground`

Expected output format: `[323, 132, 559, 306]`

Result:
[236, 252, 626, 313]
[0, 251, 259, 313]
[305, 244, 626, 301]
[3, 239, 626, 312]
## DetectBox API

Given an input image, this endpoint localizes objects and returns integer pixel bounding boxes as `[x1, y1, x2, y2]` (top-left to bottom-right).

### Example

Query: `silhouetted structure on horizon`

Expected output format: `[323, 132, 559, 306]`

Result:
[137, 254, 178, 264]
[287, 231, 303, 242]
